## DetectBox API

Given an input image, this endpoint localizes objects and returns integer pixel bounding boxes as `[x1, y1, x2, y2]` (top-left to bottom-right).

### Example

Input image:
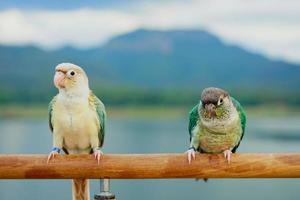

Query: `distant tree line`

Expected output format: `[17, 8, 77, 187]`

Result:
[0, 86, 300, 107]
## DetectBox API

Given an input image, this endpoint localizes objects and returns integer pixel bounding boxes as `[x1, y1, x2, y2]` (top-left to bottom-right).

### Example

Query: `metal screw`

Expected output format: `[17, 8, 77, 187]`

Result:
[94, 179, 116, 200]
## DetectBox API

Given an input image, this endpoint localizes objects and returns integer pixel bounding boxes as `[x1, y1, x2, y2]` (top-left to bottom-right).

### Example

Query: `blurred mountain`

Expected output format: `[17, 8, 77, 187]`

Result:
[0, 29, 299, 105]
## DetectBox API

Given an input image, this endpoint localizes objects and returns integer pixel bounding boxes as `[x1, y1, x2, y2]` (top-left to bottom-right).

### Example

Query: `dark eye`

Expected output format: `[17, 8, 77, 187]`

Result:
[70, 71, 75, 76]
[218, 98, 223, 106]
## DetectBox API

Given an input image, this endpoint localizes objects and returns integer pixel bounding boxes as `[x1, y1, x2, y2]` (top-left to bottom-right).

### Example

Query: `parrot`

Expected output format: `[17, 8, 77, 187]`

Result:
[47, 63, 106, 200]
[186, 87, 246, 164]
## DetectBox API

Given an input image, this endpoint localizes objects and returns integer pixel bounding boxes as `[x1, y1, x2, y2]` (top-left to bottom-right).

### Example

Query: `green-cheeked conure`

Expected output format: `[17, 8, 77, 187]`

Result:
[187, 87, 246, 164]
[48, 63, 106, 200]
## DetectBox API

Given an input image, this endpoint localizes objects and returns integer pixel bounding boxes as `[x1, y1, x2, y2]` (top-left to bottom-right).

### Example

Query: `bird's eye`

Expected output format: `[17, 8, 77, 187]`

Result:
[218, 98, 223, 105]
[67, 70, 76, 77]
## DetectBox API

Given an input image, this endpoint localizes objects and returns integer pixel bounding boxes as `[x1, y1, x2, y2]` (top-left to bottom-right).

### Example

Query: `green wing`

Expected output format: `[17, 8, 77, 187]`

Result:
[90, 92, 106, 148]
[48, 96, 57, 133]
[188, 103, 200, 142]
[231, 97, 246, 152]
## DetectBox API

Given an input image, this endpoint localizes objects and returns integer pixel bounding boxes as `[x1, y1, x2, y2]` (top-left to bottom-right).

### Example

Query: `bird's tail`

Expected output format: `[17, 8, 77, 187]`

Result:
[72, 179, 90, 200]
[195, 178, 208, 182]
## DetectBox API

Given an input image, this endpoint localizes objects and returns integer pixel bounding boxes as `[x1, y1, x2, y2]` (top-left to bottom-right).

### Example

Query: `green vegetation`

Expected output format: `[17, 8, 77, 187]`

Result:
[1, 86, 300, 107]
[0, 87, 300, 116]
[1, 103, 300, 119]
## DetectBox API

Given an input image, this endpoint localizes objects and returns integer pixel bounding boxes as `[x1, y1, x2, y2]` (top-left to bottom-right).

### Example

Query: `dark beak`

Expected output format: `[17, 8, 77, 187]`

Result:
[205, 103, 216, 118]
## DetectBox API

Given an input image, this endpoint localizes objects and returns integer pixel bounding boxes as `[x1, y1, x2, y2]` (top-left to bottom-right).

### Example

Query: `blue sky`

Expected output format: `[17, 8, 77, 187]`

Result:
[0, 0, 299, 63]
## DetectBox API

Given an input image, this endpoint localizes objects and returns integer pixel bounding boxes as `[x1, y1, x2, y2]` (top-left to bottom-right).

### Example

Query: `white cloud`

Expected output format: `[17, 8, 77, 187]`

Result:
[0, 0, 300, 63]
[0, 8, 139, 48]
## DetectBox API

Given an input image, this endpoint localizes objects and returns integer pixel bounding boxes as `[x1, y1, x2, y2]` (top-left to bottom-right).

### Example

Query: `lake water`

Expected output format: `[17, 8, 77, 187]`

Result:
[0, 114, 300, 200]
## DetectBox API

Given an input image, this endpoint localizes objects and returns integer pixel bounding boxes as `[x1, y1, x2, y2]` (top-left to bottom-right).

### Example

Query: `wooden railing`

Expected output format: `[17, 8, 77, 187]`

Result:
[1, 153, 300, 179]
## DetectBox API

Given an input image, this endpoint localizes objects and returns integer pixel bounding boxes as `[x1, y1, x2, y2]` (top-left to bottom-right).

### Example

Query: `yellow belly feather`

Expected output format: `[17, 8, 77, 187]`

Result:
[52, 98, 99, 153]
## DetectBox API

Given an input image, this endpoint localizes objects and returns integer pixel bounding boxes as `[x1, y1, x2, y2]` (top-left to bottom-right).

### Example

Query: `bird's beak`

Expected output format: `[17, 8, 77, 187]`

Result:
[54, 71, 66, 88]
[205, 103, 216, 118]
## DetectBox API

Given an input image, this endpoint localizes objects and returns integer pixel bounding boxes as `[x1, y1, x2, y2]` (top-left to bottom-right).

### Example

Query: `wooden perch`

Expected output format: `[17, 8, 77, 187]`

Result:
[0, 153, 300, 179]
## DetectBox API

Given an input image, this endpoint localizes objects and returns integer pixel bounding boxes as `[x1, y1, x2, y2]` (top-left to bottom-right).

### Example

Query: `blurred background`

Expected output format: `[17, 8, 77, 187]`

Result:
[0, 0, 300, 200]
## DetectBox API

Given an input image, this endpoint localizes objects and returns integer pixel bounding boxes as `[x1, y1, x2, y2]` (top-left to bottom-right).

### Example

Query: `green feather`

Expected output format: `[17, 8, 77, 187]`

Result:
[48, 96, 57, 133]
[89, 92, 106, 148]
[231, 97, 246, 152]
[188, 103, 200, 142]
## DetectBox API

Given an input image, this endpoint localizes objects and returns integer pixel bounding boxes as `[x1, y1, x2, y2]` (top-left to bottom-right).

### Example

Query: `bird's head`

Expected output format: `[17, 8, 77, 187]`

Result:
[199, 87, 232, 121]
[54, 63, 89, 96]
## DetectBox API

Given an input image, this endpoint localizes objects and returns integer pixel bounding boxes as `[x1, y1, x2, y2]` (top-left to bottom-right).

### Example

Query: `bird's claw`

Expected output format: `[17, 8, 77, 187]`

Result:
[93, 149, 103, 165]
[47, 151, 59, 164]
[186, 148, 196, 164]
[223, 150, 232, 164]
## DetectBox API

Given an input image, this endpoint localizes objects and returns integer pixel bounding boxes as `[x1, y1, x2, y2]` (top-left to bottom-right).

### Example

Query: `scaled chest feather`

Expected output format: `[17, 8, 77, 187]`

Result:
[197, 117, 242, 153]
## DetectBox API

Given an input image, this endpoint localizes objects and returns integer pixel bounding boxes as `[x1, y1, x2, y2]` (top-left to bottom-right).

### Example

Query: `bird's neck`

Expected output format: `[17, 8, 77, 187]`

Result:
[200, 103, 238, 132]
[59, 86, 89, 99]
[57, 87, 90, 108]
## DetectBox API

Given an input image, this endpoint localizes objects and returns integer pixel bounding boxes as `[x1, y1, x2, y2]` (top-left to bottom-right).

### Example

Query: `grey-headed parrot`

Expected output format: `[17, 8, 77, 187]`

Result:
[187, 87, 246, 164]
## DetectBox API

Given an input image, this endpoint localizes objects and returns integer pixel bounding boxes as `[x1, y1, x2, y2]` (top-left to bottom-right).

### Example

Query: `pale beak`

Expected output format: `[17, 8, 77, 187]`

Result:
[54, 71, 66, 88]
[205, 103, 216, 118]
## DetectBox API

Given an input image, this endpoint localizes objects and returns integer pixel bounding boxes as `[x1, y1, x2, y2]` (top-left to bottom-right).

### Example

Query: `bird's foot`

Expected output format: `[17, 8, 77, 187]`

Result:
[47, 147, 61, 164]
[93, 148, 103, 165]
[186, 147, 196, 164]
[223, 149, 232, 164]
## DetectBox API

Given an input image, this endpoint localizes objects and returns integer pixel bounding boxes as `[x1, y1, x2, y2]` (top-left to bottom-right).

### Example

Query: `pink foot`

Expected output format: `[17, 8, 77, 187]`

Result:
[93, 149, 103, 165]
[47, 151, 59, 164]
[223, 150, 232, 164]
[186, 148, 196, 164]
